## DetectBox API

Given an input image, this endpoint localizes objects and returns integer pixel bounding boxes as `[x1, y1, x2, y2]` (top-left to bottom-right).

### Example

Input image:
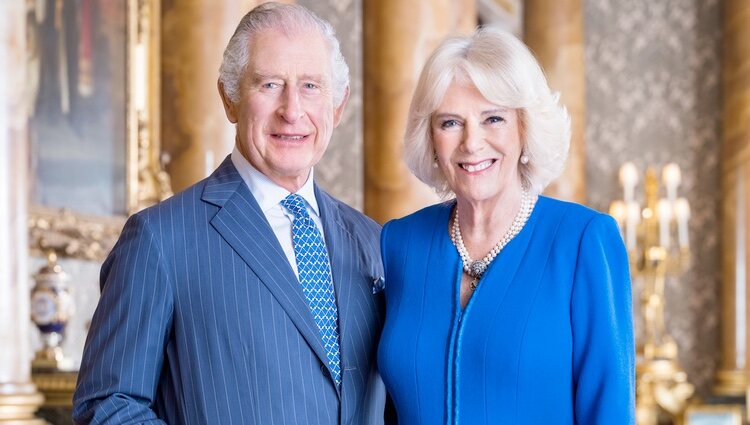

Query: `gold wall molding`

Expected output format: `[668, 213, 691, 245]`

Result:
[363, 0, 475, 223]
[523, 0, 586, 202]
[161, 0, 255, 193]
[128, 0, 172, 213]
[717, 0, 750, 396]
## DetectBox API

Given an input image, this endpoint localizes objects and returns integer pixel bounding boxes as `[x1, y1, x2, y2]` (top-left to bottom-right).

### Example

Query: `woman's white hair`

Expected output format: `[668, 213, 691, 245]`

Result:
[404, 25, 571, 197]
[218, 2, 349, 106]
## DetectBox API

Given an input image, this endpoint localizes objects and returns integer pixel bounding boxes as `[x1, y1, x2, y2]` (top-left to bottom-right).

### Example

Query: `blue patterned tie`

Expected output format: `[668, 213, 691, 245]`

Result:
[281, 194, 341, 386]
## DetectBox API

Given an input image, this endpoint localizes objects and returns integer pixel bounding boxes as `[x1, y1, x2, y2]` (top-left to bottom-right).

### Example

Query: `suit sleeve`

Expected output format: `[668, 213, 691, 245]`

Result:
[72, 213, 172, 424]
[571, 214, 636, 424]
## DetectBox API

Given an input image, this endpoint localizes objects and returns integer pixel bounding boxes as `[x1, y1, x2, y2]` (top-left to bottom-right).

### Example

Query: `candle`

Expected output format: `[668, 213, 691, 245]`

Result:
[673, 197, 690, 249]
[657, 199, 672, 248]
[609, 200, 626, 240]
[625, 201, 641, 251]
[619, 162, 638, 203]
[662, 163, 681, 202]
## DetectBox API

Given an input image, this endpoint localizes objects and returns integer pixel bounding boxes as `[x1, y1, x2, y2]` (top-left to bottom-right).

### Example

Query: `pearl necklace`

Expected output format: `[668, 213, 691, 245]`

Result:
[450, 189, 536, 290]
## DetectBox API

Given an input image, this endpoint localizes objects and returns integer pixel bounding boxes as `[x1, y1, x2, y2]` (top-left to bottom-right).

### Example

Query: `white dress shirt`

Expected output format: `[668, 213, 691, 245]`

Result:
[230, 148, 326, 279]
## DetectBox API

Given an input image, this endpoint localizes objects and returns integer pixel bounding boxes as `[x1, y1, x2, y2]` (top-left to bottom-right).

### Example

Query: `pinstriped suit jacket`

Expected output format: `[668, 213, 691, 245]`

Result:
[73, 158, 387, 424]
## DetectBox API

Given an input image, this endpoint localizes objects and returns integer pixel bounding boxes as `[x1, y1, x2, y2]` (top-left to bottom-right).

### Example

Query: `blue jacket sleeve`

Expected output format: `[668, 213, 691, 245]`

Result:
[72, 213, 172, 424]
[571, 214, 635, 424]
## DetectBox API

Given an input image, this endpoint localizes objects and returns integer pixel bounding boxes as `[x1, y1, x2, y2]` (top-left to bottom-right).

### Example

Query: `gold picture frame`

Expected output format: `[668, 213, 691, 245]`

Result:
[28, 0, 171, 262]
[683, 404, 743, 425]
[27, 0, 171, 409]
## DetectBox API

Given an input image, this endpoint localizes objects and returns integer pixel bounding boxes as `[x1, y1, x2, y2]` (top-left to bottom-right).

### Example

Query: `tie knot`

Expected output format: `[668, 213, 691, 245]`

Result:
[281, 194, 309, 219]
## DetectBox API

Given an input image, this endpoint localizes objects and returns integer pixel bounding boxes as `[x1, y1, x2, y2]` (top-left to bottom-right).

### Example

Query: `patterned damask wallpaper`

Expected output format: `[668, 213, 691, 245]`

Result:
[584, 0, 722, 396]
[300, 0, 364, 210]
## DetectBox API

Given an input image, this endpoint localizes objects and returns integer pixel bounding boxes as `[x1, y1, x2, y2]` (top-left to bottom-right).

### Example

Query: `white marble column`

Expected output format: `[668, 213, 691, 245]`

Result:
[0, 1, 45, 423]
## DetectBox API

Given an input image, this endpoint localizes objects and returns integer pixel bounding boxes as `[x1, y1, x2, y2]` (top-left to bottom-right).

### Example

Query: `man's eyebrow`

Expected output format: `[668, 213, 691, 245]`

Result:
[300, 74, 325, 82]
[250, 72, 281, 83]
[249, 72, 327, 85]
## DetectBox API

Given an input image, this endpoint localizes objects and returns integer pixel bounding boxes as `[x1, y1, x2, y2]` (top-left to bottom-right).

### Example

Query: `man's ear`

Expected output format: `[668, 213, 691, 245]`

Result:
[218, 80, 238, 123]
[332, 86, 350, 128]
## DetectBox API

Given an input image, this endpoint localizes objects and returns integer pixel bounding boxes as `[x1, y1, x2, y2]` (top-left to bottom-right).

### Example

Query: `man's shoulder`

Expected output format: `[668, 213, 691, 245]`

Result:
[137, 156, 243, 220]
[131, 178, 214, 227]
[316, 187, 381, 234]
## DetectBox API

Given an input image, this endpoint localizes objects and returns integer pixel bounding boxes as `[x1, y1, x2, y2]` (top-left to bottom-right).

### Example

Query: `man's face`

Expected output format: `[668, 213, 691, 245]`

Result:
[220, 28, 348, 192]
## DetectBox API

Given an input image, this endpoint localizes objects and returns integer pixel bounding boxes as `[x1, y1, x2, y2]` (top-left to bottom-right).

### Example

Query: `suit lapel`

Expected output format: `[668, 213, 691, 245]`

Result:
[203, 158, 331, 372]
[315, 186, 363, 393]
[315, 187, 351, 333]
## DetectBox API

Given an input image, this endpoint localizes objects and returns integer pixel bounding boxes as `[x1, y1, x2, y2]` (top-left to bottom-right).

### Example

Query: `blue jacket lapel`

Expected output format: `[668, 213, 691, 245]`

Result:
[314, 187, 353, 341]
[474, 198, 540, 310]
[315, 185, 356, 396]
[202, 158, 332, 375]
[315, 185, 378, 402]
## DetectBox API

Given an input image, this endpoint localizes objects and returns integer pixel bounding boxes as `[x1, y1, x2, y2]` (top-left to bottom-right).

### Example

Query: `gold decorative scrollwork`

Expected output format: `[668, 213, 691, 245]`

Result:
[128, 0, 171, 214]
[28, 0, 170, 262]
[28, 206, 125, 262]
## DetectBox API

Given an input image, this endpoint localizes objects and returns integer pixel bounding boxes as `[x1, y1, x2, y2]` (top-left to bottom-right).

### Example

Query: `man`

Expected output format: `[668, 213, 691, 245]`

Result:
[73, 3, 387, 424]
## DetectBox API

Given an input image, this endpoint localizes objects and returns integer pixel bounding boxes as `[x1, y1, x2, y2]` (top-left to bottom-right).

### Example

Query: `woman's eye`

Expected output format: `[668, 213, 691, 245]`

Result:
[485, 115, 505, 124]
[440, 119, 460, 129]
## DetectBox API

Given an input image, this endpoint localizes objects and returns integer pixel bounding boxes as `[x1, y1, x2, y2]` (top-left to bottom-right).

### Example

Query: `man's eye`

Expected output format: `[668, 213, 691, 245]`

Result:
[303, 83, 319, 90]
[262, 82, 280, 89]
[485, 116, 505, 124]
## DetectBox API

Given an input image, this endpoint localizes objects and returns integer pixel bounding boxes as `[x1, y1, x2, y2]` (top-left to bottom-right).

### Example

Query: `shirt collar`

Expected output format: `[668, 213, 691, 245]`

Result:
[230, 147, 320, 217]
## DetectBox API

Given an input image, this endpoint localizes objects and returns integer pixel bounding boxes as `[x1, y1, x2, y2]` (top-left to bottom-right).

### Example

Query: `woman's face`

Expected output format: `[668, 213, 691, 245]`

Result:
[431, 81, 523, 204]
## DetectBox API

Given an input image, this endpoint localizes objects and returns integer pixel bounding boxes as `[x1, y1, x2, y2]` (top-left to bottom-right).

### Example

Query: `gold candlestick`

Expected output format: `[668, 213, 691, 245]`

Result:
[610, 164, 693, 425]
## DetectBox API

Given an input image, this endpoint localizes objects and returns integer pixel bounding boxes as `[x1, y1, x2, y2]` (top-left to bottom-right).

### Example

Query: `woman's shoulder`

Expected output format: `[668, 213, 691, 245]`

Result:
[535, 196, 621, 247]
[381, 201, 453, 252]
[537, 196, 611, 226]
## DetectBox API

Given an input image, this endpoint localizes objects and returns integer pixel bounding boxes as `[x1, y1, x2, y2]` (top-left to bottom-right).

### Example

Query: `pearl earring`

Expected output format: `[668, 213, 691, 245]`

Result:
[433, 153, 439, 168]
[520, 153, 529, 165]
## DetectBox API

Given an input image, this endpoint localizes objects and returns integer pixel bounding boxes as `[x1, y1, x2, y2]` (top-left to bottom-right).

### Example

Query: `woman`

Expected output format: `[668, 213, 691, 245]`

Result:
[378, 26, 635, 424]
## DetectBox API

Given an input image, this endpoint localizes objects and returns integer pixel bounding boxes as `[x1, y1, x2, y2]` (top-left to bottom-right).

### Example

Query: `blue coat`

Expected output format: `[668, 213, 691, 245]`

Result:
[73, 158, 387, 424]
[378, 197, 635, 424]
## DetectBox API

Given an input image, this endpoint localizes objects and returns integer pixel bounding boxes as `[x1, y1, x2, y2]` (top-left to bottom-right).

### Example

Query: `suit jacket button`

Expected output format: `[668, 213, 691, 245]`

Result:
[320, 364, 327, 373]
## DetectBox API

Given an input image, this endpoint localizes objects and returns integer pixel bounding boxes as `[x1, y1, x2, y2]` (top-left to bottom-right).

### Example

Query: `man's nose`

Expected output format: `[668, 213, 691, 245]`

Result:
[278, 87, 304, 122]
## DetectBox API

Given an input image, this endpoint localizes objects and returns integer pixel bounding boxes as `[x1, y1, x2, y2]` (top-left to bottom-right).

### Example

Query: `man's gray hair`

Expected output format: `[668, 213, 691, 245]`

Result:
[218, 2, 350, 106]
